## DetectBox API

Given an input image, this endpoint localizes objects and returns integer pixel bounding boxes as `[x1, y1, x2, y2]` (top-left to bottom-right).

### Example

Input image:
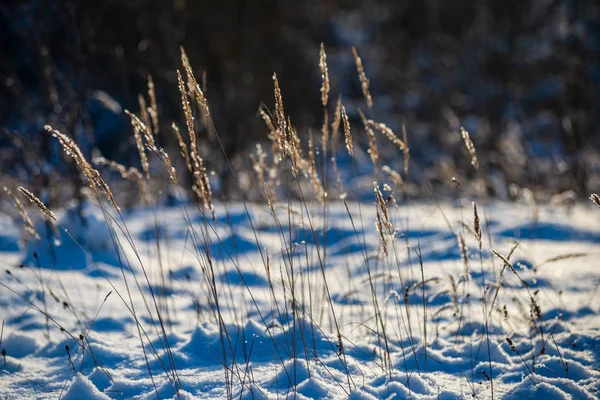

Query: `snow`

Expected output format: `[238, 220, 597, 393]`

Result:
[0, 200, 599, 399]
[62, 373, 111, 400]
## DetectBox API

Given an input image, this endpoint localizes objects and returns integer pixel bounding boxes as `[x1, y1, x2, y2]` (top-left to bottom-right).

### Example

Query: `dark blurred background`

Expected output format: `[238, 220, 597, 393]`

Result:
[1, 0, 599, 204]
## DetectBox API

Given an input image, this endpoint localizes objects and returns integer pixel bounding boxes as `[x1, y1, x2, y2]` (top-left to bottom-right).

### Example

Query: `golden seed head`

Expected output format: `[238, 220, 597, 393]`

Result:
[18, 187, 56, 222]
[319, 43, 330, 107]
[461, 127, 479, 171]
[330, 95, 342, 151]
[352, 47, 373, 109]
[359, 109, 379, 168]
[369, 120, 405, 151]
[341, 105, 353, 156]
[472, 202, 482, 248]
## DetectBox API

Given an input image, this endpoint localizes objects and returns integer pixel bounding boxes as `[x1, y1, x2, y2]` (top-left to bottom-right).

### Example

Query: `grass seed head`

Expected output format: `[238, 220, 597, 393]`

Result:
[359, 109, 379, 169]
[3, 186, 40, 240]
[319, 43, 330, 107]
[341, 105, 353, 156]
[352, 47, 373, 109]
[461, 127, 479, 171]
[172, 123, 192, 174]
[369, 120, 406, 151]
[147, 75, 159, 135]
[18, 187, 56, 222]
[331, 95, 342, 151]
[473, 202, 482, 249]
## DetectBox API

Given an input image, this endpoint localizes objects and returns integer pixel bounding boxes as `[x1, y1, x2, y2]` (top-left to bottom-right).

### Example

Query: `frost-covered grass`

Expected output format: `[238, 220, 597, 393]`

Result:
[0, 200, 599, 399]
[1, 46, 599, 400]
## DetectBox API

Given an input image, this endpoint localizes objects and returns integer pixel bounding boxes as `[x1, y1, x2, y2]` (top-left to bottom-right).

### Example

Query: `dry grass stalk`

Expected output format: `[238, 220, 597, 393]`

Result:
[125, 111, 151, 179]
[177, 69, 213, 215]
[290, 117, 308, 173]
[369, 120, 406, 150]
[461, 127, 479, 171]
[172, 123, 192, 174]
[492, 250, 529, 288]
[331, 156, 346, 199]
[322, 109, 329, 159]
[4, 186, 40, 240]
[44, 125, 119, 211]
[259, 106, 281, 163]
[402, 124, 410, 176]
[180, 47, 210, 117]
[341, 105, 353, 156]
[272, 74, 288, 157]
[158, 149, 178, 185]
[319, 43, 330, 107]
[264, 184, 277, 218]
[352, 47, 373, 109]
[308, 132, 327, 203]
[374, 183, 390, 232]
[458, 233, 468, 267]
[250, 144, 267, 191]
[191, 153, 214, 220]
[147, 75, 160, 135]
[330, 95, 342, 151]
[375, 211, 388, 256]
[18, 187, 56, 222]
[259, 106, 277, 142]
[374, 182, 394, 255]
[138, 94, 152, 140]
[177, 70, 196, 151]
[473, 202, 482, 250]
[590, 194, 600, 208]
[359, 109, 379, 169]
[287, 123, 300, 177]
[93, 157, 148, 205]
[540, 253, 586, 267]
[382, 165, 403, 187]
[125, 109, 156, 150]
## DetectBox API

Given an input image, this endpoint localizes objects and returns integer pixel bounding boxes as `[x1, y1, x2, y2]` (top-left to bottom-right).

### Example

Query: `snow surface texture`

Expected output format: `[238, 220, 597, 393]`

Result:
[0, 201, 599, 399]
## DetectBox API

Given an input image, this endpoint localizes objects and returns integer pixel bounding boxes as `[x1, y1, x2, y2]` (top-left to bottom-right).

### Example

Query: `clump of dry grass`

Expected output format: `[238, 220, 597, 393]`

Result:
[177, 64, 214, 218]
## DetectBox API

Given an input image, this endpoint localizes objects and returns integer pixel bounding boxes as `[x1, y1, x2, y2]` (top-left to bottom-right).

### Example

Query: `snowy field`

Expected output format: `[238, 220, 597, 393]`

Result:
[0, 199, 599, 399]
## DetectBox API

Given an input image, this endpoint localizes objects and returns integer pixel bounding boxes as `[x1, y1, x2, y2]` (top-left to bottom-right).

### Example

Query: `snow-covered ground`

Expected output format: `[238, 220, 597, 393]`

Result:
[0, 199, 599, 399]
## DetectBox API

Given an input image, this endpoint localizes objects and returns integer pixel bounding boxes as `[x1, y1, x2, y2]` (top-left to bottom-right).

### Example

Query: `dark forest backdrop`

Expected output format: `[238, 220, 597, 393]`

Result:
[1, 0, 599, 204]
